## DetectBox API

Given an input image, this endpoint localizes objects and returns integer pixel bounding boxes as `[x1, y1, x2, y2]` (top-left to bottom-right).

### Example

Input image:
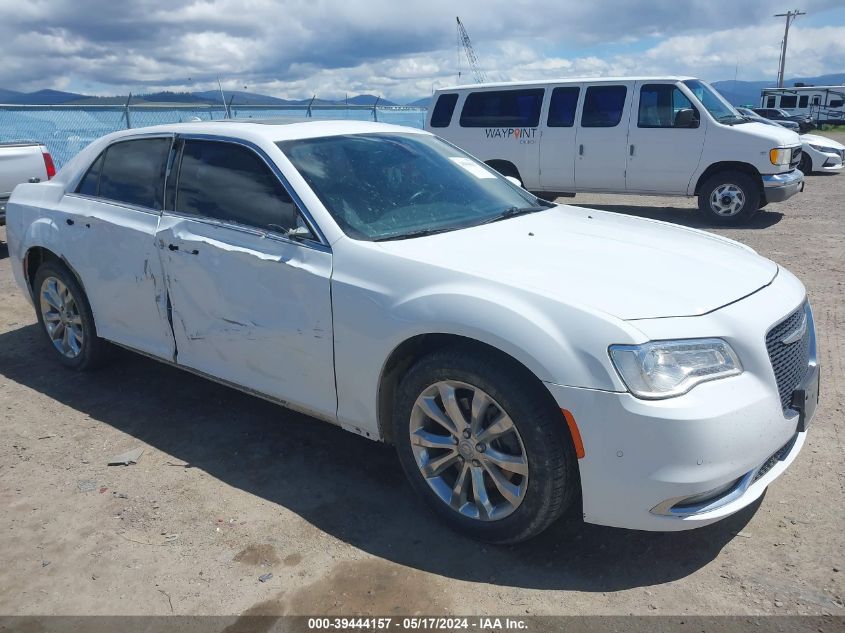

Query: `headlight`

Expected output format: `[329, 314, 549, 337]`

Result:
[808, 144, 836, 153]
[609, 338, 742, 399]
[769, 148, 790, 166]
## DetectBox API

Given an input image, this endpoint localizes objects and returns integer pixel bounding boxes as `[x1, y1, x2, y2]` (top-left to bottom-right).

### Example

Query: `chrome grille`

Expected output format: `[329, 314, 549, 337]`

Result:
[789, 146, 802, 170]
[765, 303, 811, 411]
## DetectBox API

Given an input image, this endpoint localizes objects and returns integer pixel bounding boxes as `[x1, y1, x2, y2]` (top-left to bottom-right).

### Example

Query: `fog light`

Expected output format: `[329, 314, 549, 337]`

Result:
[672, 478, 742, 509]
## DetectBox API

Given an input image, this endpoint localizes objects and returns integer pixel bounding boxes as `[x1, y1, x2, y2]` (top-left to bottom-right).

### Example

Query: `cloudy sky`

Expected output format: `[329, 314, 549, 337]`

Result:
[1, 0, 843, 101]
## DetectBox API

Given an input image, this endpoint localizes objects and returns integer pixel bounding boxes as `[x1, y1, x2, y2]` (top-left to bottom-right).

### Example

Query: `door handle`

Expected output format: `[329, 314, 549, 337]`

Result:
[579, 144, 584, 156]
[630, 144, 635, 156]
[167, 243, 179, 251]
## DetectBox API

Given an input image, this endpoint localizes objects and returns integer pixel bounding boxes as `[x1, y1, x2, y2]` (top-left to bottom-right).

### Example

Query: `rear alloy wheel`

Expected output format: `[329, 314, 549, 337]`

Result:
[33, 262, 110, 370]
[697, 171, 760, 225]
[394, 348, 578, 543]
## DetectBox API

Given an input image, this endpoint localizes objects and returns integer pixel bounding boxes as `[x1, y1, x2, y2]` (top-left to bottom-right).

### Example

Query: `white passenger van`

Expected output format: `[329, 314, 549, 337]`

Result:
[427, 77, 804, 225]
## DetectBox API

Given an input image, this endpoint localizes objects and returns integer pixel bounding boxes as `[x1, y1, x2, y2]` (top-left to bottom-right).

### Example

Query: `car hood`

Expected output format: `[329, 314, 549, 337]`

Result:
[375, 205, 778, 320]
[737, 121, 801, 146]
[801, 133, 845, 150]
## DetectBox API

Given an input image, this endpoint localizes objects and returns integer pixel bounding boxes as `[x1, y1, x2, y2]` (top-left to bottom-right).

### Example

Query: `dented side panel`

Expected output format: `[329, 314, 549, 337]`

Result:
[155, 214, 337, 421]
[54, 195, 176, 361]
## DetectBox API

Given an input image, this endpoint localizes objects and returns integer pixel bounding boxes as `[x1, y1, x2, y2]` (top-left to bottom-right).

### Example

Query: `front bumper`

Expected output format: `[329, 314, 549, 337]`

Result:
[544, 268, 815, 531]
[818, 152, 844, 172]
[762, 169, 803, 202]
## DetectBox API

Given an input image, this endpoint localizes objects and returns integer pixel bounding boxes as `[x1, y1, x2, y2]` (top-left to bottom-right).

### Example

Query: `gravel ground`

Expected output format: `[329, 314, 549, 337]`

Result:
[0, 138, 843, 619]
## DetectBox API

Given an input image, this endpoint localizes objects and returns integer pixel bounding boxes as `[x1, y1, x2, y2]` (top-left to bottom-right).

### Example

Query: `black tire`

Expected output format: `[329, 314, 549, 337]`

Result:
[32, 261, 111, 371]
[393, 347, 578, 544]
[799, 153, 812, 175]
[697, 171, 760, 226]
[485, 161, 522, 185]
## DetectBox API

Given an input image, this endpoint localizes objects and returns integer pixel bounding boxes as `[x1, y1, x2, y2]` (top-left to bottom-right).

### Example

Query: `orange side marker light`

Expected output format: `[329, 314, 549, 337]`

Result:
[561, 408, 585, 459]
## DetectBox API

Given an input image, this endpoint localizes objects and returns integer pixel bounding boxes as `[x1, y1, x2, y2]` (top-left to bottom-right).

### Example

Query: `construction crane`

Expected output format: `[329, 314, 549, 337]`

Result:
[456, 16, 487, 84]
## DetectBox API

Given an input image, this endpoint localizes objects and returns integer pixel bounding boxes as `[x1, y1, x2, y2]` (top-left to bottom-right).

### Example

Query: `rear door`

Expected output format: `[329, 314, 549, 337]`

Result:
[539, 85, 581, 191]
[155, 137, 336, 419]
[59, 136, 176, 360]
[574, 83, 632, 191]
[625, 82, 706, 194]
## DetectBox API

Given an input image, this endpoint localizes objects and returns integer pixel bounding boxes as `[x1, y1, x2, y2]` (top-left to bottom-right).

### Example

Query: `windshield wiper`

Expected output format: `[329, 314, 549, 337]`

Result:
[478, 205, 550, 225]
[373, 226, 457, 241]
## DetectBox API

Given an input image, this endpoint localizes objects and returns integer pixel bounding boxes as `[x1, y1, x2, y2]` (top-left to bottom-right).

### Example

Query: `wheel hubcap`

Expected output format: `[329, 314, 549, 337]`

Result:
[39, 276, 84, 358]
[709, 183, 745, 216]
[409, 381, 529, 521]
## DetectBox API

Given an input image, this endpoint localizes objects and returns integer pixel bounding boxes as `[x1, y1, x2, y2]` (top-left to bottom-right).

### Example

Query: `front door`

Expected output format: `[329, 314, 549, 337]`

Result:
[626, 82, 707, 194]
[156, 138, 336, 419]
[574, 83, 632, 191]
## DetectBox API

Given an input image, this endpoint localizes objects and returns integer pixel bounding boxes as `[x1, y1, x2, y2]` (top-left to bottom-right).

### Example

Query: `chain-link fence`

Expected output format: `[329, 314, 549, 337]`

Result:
[0, 103, 428, 169]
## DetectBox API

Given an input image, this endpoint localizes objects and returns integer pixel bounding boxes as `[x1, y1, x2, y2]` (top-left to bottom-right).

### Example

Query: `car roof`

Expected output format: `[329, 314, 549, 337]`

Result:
[437, 76, 697, 91]
[101, 118, 431, 144]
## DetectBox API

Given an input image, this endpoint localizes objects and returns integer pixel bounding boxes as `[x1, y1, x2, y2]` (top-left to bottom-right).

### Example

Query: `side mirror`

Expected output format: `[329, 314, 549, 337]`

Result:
[674, 109, 699, 128]
[504, 175, 522, 187]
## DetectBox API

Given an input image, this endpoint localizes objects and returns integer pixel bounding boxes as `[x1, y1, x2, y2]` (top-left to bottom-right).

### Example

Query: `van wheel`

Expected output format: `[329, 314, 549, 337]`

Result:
[697, 171, 759, 225]
[393, 347, 578, 544]
[485, 161, 522, 186]
[33, 261, 111, 370]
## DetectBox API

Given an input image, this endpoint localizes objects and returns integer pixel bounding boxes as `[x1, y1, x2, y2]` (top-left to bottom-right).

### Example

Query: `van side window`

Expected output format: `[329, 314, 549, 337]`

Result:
[547, 87, 580, 127]
[766, 96, 776, 108]
[780, 95, 797, 108]
[176, 140, 298, 233]
[799, 95, 809, 108]
[98, 138, 171, 210]
[638, 84, 697, 128]
[76, 151, 105, 196]
[581, 86, 627, 128]
[459, 89, 545, 128]
[430, 94, 459, 127]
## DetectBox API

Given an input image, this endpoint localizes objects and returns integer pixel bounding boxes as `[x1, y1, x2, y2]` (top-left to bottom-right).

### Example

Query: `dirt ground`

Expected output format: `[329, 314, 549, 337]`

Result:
[0, 137, 843, 619]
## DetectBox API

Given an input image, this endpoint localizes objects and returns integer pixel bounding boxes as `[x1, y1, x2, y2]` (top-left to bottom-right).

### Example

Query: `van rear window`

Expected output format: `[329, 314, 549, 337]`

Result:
[581, 86, 627, 128]
[430, 94, 459, 127]
[547, 87, 580, 127]
[459, 89, 544, 128]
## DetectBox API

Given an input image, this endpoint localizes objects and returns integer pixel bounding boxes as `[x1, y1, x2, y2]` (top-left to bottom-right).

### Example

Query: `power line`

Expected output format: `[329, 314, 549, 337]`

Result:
[774, 9, 806, 88]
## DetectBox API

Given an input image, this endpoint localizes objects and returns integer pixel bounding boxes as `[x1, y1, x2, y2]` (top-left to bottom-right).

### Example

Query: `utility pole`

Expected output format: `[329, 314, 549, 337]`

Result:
[774, 9, 805, 88]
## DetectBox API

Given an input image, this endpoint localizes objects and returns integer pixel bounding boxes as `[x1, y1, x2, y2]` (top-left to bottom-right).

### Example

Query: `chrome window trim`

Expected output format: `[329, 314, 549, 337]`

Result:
[170, 133, 330, 250]
[63, 192, 161, 217]
[68, 132, 176, 201]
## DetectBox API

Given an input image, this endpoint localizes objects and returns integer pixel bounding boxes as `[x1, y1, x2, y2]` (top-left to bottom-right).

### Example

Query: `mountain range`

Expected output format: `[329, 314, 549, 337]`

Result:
[2, 73, 843, 108]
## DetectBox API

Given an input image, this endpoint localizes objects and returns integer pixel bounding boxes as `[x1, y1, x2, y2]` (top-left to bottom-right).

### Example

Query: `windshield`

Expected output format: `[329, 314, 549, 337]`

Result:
[683, 79, 745, 125]
[277, 133, 548, 241]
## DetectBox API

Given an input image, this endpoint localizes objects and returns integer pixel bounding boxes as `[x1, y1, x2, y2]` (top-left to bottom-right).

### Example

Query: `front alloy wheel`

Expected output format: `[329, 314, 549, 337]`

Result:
[409, 380, 528, 521]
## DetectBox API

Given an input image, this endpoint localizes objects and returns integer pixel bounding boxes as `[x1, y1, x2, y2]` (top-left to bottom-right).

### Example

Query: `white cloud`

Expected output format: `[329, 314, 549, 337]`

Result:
[0, 0, 842, 100]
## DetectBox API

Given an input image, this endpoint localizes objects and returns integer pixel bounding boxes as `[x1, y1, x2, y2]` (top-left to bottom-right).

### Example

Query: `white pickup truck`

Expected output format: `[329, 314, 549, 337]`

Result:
[0, 142, 56, 225]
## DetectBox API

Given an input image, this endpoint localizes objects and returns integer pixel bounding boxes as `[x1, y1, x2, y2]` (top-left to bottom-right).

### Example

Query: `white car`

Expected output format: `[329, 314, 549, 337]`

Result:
[5, 120, 819, 543]
[799, 133, 845, 174]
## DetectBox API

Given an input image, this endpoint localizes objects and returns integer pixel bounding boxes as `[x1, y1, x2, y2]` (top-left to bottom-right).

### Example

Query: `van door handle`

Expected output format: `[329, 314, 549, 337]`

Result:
[167, 243, 179, 251]
[629, 144, 635, 156]
[579, 144, 584, 156]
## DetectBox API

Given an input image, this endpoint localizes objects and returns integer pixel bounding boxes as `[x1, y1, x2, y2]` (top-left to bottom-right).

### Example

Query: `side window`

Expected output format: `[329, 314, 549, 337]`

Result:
[812, 96, 820, 105]
[547, 87, 580, 127]
[766, 96, 776, 108]
[459, 89, 544, 128]
[98, 138, 171, 209]
[76, 151, 105, 196]
[581, 85, 627, 128]
[830, 99, 844, 108]
[430, 94, 459, 128]
[799, 95, 809, 108]
[780, 95, 797, 108]
[176, 140, 298, 233]
[637, 84, 697, 128]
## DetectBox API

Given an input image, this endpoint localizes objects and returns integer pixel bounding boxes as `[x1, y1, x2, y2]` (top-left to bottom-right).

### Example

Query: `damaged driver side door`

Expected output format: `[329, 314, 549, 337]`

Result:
[156, 137, 336, 420]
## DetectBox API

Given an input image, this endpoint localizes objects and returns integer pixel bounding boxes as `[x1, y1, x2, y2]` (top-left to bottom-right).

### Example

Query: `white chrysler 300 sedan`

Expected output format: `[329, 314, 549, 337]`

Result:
[6, 120, 819, 543]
